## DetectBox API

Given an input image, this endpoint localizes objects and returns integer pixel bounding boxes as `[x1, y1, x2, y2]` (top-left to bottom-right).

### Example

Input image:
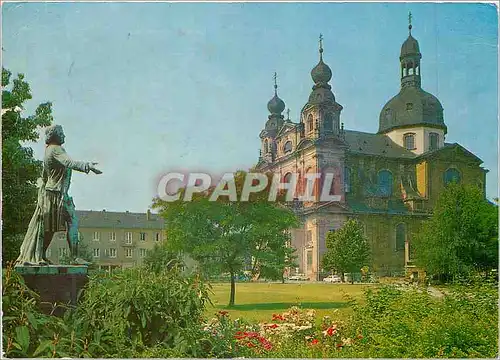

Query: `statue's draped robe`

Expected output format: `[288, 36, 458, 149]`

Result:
[16, 145, 90, 265]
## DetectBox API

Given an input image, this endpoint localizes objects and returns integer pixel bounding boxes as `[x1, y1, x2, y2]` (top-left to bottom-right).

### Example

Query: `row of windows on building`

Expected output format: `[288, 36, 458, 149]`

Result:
[91, 231, 161, 243]
[403, 132, 439, 151]
[282, 166, 462, 197]
[263, 139, 293, 155]
[48, 247, 150, 259]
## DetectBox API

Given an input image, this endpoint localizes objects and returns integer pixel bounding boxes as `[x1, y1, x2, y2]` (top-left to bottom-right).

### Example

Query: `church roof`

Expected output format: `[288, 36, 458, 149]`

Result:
[344, 130, 416, 158]
[416, 142, 483, 163]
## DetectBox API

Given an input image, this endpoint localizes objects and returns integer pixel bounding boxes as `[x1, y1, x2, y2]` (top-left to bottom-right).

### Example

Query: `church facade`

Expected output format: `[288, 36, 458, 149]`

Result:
[255, 21, 487, 280]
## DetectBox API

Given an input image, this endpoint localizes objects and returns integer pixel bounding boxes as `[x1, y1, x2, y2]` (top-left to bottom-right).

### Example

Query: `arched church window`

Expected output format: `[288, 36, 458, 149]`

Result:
[408, 64, 414, 75]
[429, 132, 439, 151]
[283, 172, 293, 184]
[344, 167, 351, 193]
[384, 108, 393, 124]
[444, 168, 461, 186]
[395, 223, 406, 251]
[378, 170, 393, 197]
[283, 141, 293, 154]
[324, 113, 333, 131]
[404, 133, 416, 150]
[264, 139, 269, 153]
[307, 114, 314, 133]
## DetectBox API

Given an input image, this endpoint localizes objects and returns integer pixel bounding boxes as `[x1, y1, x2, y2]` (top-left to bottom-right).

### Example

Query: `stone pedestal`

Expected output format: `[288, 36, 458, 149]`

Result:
[14, 265, 88, 316]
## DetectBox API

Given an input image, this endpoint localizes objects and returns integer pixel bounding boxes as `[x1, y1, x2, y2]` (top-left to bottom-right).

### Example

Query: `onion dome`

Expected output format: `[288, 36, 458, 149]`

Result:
[311, 35, 332, 85]
[267, 72, 285, 115]
[267, 93, 285, 115]
[311, 58, 332, 85]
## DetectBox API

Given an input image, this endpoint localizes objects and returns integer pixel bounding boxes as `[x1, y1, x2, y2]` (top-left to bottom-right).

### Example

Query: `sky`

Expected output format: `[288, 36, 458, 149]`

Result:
[2, 2, 498, 212]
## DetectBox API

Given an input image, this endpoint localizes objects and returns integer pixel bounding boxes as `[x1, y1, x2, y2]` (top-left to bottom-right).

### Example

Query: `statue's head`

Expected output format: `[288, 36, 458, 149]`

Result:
[45, 125, 65, 145]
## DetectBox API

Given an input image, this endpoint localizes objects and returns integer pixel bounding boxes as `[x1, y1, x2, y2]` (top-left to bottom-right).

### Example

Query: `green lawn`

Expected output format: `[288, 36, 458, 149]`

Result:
[205, 282, 375, 323]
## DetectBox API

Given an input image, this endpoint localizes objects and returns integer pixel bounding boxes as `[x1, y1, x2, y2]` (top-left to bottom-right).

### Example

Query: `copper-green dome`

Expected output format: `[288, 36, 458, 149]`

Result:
[267, 94, 285, 115]
[379, 86, 446, 134]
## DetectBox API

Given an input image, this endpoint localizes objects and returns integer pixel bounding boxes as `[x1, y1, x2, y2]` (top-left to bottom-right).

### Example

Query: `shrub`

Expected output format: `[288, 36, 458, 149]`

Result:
[73, 266, 211, 356]
[2, 266, 114, 358]
[3, 265, 212, 357]
[341, 284, 498, 358]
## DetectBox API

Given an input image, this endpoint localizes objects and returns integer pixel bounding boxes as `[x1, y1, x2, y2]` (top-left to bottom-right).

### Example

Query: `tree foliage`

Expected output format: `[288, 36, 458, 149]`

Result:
[252, 233, 297, 283]
[413, 183, 498, 281]
[143, 243, 186, 275]
[2, 67, 53, 265]
[152, 171, 299, 306]
[322, 219, 371, 283]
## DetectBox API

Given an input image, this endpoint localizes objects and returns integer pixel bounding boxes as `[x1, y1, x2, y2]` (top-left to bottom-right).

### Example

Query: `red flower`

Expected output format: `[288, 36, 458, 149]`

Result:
[271, 313, 284, 321]
[311, 339, 319, 345]
[326, 326, 336, 336]
[217, 310, 229, 317]
[336, 343, 343, 349]
[267, 323, 278, 329]
[247, 342, 256, 348]
[357, 334, 364, 340]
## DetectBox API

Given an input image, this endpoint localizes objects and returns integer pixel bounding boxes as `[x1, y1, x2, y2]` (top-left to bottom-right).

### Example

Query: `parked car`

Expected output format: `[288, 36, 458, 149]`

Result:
[288, 274, 309, 281]
[323, 274, 342, 283]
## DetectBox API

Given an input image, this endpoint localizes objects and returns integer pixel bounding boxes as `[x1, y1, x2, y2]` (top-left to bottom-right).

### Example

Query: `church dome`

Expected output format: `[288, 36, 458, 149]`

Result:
[267, 93, 285, 115]
[400, 34, 421, 58]
[379, 86, 446, 133]
[379, 15, 446, 134]
[311, 59, 332, 85]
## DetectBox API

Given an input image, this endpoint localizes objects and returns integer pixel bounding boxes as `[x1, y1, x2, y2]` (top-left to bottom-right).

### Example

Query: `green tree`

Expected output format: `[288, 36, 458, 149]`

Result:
[143, 243, 186, 274]
[152, 171, 298, 306]
[251, 231, 297, 283]
[413, 183, 498, 282]
[322, 219, 371, 283]
[2, 67, 53, 265]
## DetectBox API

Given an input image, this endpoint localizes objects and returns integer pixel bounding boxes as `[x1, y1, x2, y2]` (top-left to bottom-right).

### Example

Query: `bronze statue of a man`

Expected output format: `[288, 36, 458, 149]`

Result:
[16, 124, 102, 266]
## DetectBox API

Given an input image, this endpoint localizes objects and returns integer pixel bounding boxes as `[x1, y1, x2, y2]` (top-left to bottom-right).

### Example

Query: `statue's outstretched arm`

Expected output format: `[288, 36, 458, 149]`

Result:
[53, 146, 91, 173]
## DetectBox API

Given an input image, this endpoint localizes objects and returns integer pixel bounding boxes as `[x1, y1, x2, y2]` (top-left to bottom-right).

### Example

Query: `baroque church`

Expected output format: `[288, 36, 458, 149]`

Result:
[255, 19, 487, 279]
